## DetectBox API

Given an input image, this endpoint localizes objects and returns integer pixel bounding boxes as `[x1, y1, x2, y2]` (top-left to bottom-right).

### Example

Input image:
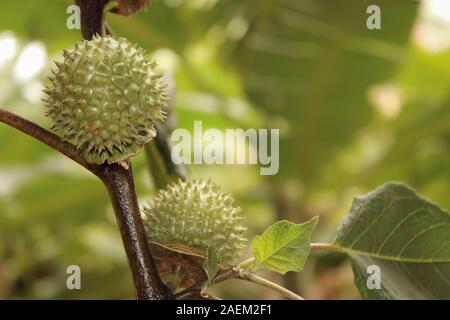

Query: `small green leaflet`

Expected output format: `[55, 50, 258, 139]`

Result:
[203, 246, 218, 285]
[251, 216, 319, 274]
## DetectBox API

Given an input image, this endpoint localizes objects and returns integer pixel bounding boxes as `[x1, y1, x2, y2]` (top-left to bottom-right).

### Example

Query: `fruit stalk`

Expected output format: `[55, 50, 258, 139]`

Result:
[75, 0, 110, 39]
[101, 162, 171, 299]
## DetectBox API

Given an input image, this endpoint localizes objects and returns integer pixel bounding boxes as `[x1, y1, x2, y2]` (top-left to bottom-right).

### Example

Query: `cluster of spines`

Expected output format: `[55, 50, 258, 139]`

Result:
[142, 179, 247, 265]
[43, 35, 167, 164]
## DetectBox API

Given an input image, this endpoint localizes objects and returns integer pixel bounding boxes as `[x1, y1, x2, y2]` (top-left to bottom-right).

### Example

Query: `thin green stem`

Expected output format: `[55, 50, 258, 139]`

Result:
[238, 272, 305, 300]
[237, 257, 256, 270]
[310, 242, 347, 254]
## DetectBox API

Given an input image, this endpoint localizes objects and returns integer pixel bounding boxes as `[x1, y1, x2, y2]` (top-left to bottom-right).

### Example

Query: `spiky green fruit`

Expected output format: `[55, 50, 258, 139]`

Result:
[44, 35, 167, 164]
[143, 179, 247, 266]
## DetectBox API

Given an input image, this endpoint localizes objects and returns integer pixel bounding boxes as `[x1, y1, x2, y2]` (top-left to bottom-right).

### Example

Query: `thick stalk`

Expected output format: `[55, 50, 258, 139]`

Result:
[75, 0, 109, 39]
[100, 163, 170, 299]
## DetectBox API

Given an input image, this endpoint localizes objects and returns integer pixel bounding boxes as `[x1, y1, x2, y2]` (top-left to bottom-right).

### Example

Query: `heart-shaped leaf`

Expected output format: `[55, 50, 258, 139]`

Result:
[252, 216, 318, 274]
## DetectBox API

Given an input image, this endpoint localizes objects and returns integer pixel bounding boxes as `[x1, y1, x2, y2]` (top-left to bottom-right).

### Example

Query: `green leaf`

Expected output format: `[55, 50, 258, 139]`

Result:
[203, 246, 218, 285]
[334, 182, 450, 299]
[251, 216, 319, 274]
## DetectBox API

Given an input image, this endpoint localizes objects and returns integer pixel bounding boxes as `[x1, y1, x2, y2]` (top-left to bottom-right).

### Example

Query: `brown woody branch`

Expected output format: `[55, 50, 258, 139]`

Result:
[101, 162, 171, 299]
[75, 0, 110, 39]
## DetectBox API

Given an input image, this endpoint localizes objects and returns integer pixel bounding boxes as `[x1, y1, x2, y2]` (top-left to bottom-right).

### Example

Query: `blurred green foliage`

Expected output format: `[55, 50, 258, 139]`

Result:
[0, 0, 449, 299]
